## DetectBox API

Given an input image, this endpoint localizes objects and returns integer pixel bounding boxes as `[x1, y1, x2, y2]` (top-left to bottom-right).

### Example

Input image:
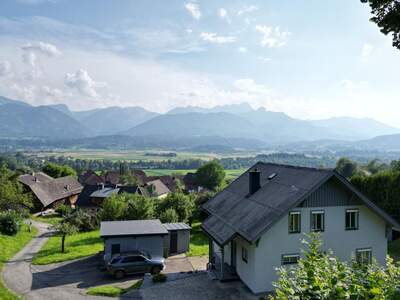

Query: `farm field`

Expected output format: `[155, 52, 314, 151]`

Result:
[144, 169, 245, 180]
[32, 149, 262, 162]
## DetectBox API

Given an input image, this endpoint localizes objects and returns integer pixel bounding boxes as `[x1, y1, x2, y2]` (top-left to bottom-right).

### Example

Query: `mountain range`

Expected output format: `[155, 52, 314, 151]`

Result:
[0, 96, 399, 150]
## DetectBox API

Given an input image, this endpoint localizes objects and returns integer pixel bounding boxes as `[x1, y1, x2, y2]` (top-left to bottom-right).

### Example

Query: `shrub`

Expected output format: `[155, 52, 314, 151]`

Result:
[64, 208, 100, 232]
[271, 234, 400, 300]
[55, 204, 72, 217]
[0, 211, 21, 235]
[159, 208, 179, 223]
[156, 192, 195, 223]
[152, 273, 167, 283]
[100, 195, 127, 221]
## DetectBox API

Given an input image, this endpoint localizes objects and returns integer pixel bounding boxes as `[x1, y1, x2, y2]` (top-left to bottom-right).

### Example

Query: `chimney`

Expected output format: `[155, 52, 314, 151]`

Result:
[249, 168, 261, 195]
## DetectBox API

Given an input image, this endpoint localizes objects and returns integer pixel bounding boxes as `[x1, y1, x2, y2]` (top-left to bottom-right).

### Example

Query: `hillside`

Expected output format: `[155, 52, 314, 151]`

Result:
[0, 104, 88, 139]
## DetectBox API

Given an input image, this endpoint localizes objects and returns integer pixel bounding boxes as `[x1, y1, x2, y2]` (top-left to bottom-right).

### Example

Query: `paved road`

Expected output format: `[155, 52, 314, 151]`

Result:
[2, 220, 112, 300]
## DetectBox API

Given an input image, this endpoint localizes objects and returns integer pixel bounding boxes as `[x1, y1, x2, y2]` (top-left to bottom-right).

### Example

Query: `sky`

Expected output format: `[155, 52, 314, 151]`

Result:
[0, 0, 400, 127]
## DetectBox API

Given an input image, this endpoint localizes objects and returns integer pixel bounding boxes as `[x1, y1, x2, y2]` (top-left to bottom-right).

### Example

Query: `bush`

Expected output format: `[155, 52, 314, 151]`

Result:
[0, 211, 21, 235]
[100, 195, 127, 221]
[159, 208, 179, 223]
[152, 273, 167, 283]
[271, 234, 400, 300]
[64, 208, 100, 232]
[156, 192, 195, 223]
[55, 204, 72, 217]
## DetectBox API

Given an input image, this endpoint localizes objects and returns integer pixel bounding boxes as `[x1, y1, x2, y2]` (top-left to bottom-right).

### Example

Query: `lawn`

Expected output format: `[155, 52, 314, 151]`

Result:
[0, 224, 38, 300]
[32, 230, 103, 265]
[187, 222, 208, 257]
[144, 169, 245, 181]
[87, 279, 143, 297]
[32, 215, 62, 226]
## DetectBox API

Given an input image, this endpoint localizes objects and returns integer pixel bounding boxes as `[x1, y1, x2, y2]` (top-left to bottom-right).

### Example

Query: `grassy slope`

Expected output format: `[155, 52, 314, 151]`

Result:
[0, 224, 38, 300]
[87, 280, 143, 297]
[187, 222, 208, 257]
[32, 230, 103, 265]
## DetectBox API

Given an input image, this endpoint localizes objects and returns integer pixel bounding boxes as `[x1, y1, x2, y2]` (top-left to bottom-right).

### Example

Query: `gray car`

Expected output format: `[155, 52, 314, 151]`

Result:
[107, 251, 165, 279]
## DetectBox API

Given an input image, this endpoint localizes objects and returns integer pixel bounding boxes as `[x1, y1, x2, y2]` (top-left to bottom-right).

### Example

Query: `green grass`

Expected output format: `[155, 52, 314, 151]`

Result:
[87, 280, 143, 297]
[0, 224, 38, 300]
[31, 215, 62, 226]
[187, 222, 208, 257]
[144, 168, 245, 181]
[32, 230, 103, 265]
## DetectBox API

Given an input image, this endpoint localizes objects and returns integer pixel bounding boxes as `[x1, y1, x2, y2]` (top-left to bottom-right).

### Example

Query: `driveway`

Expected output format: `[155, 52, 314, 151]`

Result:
[2, 221, 256, 300]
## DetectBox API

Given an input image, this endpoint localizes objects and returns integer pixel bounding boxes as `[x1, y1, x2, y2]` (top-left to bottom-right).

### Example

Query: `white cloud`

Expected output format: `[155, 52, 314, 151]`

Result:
[257, 56, 272, 62]
[21, 41, 61, 57]
[22, 51, 37, 66]
[340, 80, 368, 91]
[361, 43, 374, 61]
[238, 47, 247, 53]
[64, 69, 105, 98]
[234, 78, 271, 95]
[255, 25, 291, 48]
[200, 32, 236, 44]
[218, 8, 231, 23]
[185, 2, 201, 20]
[0, 60, 12, 77]
[237, 5, 258, 16]
[41, 85, 64, 98]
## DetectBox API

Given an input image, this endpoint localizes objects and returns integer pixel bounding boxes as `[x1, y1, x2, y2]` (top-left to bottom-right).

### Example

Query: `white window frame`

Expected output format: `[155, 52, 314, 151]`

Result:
[281, 254, 300, 265]
[356, 248, 372, 264]
[311, 210, 325, 232]
[288, 211, 301, 234]
[346, 209, 359, 230]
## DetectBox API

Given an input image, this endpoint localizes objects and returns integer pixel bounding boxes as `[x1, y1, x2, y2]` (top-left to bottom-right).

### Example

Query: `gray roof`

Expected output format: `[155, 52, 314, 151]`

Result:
[163, 223, 191, 231]
[202, 162, 400, 246]
[100, 219, 168, 237]
[90, 187, 120, 198]
[18, 174, 83, 207]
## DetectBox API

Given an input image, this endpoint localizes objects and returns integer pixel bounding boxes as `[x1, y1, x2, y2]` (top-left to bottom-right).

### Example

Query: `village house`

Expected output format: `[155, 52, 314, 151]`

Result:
[201, 162, 400, 294]
[18, 172, 83, 211]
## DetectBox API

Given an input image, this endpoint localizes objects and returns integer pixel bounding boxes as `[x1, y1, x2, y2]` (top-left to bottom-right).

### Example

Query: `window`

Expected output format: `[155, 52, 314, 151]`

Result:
[111, 244, 120, 256]
[346, 209, 359, 230]
[281, 254, 300, 265]
[242, 247, 248, 263]
[311, 211, 325, 232]
[121, 255, 146, 263]
[356, 248, 372, 264]
[289, 212, 301, 233]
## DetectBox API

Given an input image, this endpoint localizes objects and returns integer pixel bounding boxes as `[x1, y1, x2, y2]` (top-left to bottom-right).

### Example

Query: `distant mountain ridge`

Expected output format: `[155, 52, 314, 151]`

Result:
[0, 96, 399, 148]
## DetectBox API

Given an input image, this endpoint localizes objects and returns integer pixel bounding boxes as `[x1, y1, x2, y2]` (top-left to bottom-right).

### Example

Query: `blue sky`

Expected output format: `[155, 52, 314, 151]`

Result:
[0, 0, 400, 126]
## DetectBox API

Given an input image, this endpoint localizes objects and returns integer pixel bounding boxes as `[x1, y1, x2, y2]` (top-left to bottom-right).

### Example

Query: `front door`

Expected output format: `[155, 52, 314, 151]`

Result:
[231, 241, 237, 271]
[170, 231, 178, 254]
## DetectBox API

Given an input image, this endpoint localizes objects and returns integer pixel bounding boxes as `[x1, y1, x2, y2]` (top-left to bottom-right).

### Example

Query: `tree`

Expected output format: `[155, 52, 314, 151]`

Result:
[193, 191, 214, 221]
[42, 163, 76, 178]
[195, 161, 225, 190]
[53, 222, 78, 253]
[100, 195, 127, 221]
[159, 208, 179, 223]
[335, 157, 359, 178]
[125, 194, 154, 220]
[156, 192, 195, 223]
[0, 164, 32, 213]
[366, 159, 388, 174]
[120, 172, 142, 186]
[272, 234, 400, 299]
[361, 0, 400, 50]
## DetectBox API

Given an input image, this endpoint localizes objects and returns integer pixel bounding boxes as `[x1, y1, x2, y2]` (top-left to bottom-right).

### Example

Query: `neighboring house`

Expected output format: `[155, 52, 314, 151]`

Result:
[145, 179, 171, 199]
[145, 175, 179, 192]
[78, 170, 104, 186]
[100, 219, 191, 261]
[201, 162, 400, 294]
[182, 172, 201, 193]
[18, 172, 83, 211]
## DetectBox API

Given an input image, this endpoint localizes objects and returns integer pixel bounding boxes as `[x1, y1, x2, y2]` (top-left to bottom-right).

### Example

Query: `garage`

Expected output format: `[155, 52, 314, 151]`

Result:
[100, 219, 191, 261]
[163, 223, 191, 255]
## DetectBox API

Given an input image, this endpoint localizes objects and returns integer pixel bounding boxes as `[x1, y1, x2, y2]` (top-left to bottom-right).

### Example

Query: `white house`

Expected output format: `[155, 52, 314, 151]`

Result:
[201, 162, 399, 294]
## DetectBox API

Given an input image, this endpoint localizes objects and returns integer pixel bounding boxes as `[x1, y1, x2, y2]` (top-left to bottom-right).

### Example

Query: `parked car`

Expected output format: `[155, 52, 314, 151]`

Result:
[106, 251, 165, 279]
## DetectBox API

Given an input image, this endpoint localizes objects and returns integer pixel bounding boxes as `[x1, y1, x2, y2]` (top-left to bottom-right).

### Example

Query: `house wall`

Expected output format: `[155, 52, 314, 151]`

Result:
[103, 235, 165, 261]
[248, 204, 387, 293]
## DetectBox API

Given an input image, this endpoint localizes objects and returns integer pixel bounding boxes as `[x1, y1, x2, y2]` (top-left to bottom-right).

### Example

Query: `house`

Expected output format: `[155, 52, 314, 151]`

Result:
[145, 179, 171, 199]
[78, 170, 104, 186]
[145, 175, 179, 192]
[100, 219, 191, 261]
[182, 172, 201, 193]
[18, 172, 83, 211]
[201, 162, 400, 294]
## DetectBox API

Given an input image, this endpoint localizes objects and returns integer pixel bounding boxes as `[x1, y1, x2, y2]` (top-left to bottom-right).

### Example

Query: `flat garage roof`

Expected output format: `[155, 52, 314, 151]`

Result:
[163, 223, 191, 231]
[100, 219, 168, 237]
